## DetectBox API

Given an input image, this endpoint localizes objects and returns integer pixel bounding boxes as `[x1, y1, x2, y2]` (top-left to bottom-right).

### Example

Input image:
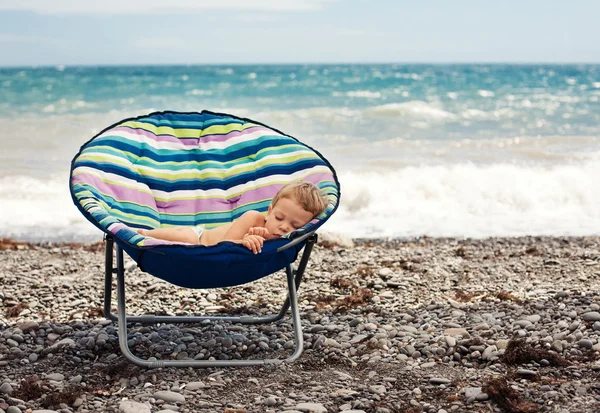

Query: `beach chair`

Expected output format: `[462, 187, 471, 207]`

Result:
[69, 110, 340, 368]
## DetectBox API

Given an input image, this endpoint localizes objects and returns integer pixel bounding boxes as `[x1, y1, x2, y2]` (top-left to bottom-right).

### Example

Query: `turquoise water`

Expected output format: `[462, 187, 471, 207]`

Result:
[3, 64, 600, 139]
[1, 64, 599, 240]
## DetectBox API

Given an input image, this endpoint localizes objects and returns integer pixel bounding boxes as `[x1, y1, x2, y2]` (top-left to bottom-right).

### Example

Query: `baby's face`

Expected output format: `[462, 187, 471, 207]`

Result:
[264, 197, 313, 239]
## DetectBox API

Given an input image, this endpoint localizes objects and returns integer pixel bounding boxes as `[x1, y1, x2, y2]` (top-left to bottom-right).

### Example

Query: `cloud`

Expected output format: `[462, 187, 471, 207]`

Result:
[334, 28, 368, 37]
[131, 37, 190, 51]
[0, 33, 59, 45]
[0, 0, 338, 14]
[232, 13, 279, 23]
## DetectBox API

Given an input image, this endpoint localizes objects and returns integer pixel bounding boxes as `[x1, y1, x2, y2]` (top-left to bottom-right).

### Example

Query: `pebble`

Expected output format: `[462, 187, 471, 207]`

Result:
[294, 403, 328, 413]
[444, 336, 456, 347]
[582, 312, 600, 322]
[429, 378, 452, 385]
[369, 385, 386, 394]
[1, 238, 599, 413]
[464, 387, 482, 398]
[263, 396, 277, 406]
[0, 383, 13, 395]
[577, 339, 594, 349]
[153, 391, 185, 403]
[443, 328, 469, 337]
[517, 369, 538, 377]
[119, 400, 151, 413]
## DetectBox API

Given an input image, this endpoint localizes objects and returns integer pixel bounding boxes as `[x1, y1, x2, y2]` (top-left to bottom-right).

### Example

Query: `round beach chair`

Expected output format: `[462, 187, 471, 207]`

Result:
[70, 110, 340, 368]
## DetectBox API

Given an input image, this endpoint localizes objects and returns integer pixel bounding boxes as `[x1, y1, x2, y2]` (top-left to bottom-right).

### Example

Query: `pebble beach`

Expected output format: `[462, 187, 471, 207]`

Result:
[1, 235, 600, 413]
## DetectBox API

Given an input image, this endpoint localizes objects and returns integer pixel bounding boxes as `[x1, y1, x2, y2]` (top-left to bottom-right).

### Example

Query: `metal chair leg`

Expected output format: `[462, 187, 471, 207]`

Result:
[111, 242, 308, 368]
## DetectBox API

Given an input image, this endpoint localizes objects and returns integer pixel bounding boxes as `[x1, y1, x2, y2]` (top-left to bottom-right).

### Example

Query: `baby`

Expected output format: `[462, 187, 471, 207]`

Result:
[137, 181, 328, 254]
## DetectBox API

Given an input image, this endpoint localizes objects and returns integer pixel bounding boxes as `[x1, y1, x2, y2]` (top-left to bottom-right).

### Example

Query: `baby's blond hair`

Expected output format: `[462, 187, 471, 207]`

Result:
[272, 181, 328, 218]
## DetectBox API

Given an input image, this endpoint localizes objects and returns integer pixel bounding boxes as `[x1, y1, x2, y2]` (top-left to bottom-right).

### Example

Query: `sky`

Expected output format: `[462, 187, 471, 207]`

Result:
[0, 0, 599, 66]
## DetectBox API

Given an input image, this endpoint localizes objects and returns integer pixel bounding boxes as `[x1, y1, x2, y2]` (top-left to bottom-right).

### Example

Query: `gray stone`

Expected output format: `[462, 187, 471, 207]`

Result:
[481, 345, 497, 360]
[18, 321, 39, 332]
[154, 391, 185, 403]
[294, 403, 328, 413]
[185, 381, 206, 390]
[45, 338, 75, 353]
[369, 385, 386, 394]
[430, 378, 452, 385]
[5, 339, 18, 348]
[45, 373, 65, 381]
[400, 325, 418, 333]
[582, 312, 600, 322]
[496, 339, 509, 350]
[443, 328, 469, 337]
[119, 400, 151, 413]
[464, 387, 482, 398]
[263, 397, 277, 406]
[577, 339, 594, 349]
[444, 336, 456, 347]
[0, 383, 13, 395]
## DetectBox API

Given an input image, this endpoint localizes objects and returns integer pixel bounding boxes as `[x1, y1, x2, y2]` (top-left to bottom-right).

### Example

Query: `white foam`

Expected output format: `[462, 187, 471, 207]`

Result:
[324, 162, 600, 239]
[365, 101, 457, 120]
[478, 90, 495, 98]
[0, 175, 103, 242]
[2, 161, 599, 242]
[345, 90, 382, 98]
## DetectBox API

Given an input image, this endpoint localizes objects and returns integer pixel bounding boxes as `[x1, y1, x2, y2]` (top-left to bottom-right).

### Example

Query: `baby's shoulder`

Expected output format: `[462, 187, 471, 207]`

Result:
[244, 210, 266, 225]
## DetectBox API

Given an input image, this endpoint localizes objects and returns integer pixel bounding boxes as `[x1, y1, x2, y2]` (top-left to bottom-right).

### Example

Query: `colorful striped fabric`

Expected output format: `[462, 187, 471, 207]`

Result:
[70, 111, 340, 247]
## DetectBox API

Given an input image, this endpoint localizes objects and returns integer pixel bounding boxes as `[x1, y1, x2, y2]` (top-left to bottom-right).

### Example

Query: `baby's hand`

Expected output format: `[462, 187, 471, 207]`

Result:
[247, 227, 269, 238]
[242, 234, 264, 254]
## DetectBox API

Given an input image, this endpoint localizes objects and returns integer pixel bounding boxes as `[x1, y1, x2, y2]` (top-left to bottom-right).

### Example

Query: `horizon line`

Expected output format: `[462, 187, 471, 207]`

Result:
[2, 61, 600, 69]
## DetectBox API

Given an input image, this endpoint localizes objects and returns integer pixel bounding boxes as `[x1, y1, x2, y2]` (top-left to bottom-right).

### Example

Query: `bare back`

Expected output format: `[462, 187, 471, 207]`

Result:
[200, 212, 267, 246]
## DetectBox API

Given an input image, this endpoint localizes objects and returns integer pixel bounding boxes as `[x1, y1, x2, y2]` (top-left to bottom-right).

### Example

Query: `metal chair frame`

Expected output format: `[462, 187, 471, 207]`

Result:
[102, 234, 318, 368]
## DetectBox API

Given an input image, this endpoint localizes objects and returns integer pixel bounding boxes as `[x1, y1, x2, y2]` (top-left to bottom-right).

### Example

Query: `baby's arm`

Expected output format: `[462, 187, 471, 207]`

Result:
[136, 227, 198, 244]
[221, 211, 265, 242]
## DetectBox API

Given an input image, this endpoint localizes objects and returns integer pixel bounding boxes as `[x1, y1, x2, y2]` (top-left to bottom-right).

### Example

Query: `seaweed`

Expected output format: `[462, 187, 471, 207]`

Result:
[6, 301, 28, 317]
[483, 377, 539, 413]
[13, 375, 45, 401]
[502, 339, 569, 366]
[41, 385, 83, 409]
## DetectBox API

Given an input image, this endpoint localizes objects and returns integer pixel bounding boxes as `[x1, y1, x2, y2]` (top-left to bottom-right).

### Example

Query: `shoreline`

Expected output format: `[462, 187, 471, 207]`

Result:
[2, 232, 599, 245]
[1, 236, 599, 412]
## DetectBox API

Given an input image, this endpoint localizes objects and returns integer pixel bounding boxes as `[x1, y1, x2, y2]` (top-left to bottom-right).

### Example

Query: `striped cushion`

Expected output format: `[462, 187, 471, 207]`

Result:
[70, 111, 339, 247]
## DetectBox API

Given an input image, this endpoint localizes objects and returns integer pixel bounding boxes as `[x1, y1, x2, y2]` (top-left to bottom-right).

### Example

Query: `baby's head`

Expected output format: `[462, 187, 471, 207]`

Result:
[265, 181, 328, 238]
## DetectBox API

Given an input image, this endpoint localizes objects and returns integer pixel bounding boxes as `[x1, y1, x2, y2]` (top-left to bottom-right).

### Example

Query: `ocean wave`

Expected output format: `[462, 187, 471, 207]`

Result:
[2, 161, 599, 242]
[324, 162, 600, 239]
[0, 175, 103, 242]
[364, 101, 457, 120]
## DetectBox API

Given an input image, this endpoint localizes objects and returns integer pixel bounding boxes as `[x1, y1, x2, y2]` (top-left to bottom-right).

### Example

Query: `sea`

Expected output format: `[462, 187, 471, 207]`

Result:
[1, 64, 599, 242]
